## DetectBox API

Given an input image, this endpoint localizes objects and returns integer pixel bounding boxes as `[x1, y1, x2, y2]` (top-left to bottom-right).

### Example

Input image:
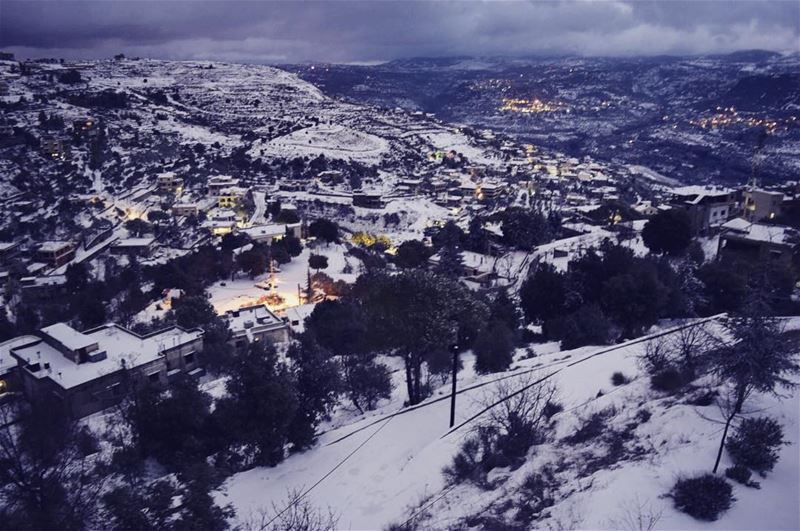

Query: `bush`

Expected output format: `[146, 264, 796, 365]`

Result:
[545, 303, 611, 350]
[474, 320, 515, 374]
[725, 465, 760, 488]
[671, 474, 733, 521]
[515, 467, 557, 523]
[727, 417, 784, 475]
[650, 367, 686, 393]
[611, 371, 629, 386]
[567, 407, 616, 444]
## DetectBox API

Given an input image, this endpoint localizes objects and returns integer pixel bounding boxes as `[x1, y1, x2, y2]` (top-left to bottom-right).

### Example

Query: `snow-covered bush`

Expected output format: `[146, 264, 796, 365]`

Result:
[514, 466, 558, 524]
[671, 474, 734, 521]
[611, 371, 630, 386]
[567, 406, 616, 444]
[650, 367, 686, 393]
[727, 416, 784, 475]
[725, 465, 760, 488]
[444, 378, 559, 487]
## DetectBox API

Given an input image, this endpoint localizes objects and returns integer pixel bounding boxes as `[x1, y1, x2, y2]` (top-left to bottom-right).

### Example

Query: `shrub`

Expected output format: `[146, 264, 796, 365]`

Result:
[515, 467, 557, 523]
[690, 389, 717, 406]
[725, 465, 760, 489]
[611, 372, 630, 386]
[671, 474, 733, 521]
[545, 304, 611, 350]
[636, 409, 652, 423]
[567, 407, 616, 445]
[727, 417, 784, 475]
[650, 367, 685, 393]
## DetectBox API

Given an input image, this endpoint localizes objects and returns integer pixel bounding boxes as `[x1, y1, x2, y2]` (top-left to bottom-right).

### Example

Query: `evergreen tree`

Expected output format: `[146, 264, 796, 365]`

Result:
[213, 342, 298, 467]
[286, 336, 341, 449]
[474, 321, 515, 374]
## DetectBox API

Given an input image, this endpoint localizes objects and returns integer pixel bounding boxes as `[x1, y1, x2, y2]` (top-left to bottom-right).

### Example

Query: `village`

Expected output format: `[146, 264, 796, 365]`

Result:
[0, 51, 799, 531]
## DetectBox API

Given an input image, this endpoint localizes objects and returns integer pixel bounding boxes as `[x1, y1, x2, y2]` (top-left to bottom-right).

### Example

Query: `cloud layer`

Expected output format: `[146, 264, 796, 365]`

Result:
[1, 0, 798, 63]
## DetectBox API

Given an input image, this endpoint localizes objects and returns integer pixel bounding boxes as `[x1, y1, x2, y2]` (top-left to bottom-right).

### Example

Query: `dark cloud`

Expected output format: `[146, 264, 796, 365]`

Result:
[1, 0, 798, 62]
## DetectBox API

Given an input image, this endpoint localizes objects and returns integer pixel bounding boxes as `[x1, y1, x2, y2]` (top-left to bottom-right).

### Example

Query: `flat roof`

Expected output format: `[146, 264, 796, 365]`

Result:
[114, 237, 156, 247]
[38, 241, 73, 252]
[13, 324, 203, 389]
[40, 322, 97, 351]
[226, 305, 286, 340]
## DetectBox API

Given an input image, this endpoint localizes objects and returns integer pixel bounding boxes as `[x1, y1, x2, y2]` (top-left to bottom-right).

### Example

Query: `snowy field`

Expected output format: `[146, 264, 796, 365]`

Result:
[252, 124, 390, 164]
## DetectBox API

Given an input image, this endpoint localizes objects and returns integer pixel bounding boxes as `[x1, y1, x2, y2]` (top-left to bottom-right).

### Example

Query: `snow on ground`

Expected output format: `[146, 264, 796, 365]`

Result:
[217, 317, 800, 530]
[208, 243, 359, 313]
[412, 129, 499, 165]
[251, 124, 389, 164]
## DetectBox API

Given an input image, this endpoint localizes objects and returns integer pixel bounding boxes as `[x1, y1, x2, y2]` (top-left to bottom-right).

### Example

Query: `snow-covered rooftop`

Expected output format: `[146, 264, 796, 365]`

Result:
[722, 217, 796, 245]
[11, 324, 203, 389]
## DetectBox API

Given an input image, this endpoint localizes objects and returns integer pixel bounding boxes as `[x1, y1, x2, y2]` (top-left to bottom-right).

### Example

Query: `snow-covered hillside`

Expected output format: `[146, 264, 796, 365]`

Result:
[216, 317, 800, 530]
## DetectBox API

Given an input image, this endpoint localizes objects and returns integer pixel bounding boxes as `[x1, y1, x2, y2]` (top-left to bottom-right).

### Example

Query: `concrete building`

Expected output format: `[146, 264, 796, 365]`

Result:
[352, 191, 385, 209]
[0, 241, 21, 264]
[172, 203, 199, 217]
[669, 185, 738, 234]
[41, 136, 70, 160]
[36, 241, 75, 268]
[110, 237, 156, 257]
[156, 172, 183, 194]
[9, 323, 204, 418]
[225, 305, 290, 352]
[208, 175, 240, 196]
[718, 218, 798, 265]
[743, 188, 783, 222]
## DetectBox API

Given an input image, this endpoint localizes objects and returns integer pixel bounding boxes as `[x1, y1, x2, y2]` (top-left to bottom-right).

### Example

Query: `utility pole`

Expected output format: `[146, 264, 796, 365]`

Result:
[449, 336, 459, 428]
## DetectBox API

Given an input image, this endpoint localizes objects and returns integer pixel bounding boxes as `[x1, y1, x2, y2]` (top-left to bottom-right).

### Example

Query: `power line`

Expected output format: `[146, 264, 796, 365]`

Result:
[259, 413, 395, 529]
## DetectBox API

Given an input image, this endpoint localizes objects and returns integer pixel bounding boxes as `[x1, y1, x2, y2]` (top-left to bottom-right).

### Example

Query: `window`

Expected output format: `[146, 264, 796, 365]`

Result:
[183, 352, 195, 365]
[148, 371, 160, 383]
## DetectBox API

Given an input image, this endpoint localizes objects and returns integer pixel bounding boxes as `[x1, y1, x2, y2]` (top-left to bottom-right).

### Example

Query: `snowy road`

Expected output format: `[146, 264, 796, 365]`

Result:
[249, 190, 267, 226]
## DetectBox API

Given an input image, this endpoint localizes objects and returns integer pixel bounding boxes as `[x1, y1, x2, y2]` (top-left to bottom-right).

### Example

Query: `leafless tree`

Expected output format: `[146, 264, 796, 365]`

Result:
[485, 373, 560, 444]
[606, 496, 663, 531]
[237, 489, 339, 531]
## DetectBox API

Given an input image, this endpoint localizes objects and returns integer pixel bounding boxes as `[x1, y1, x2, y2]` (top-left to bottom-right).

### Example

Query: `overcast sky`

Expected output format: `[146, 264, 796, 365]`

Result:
[1, 1, 798, 63]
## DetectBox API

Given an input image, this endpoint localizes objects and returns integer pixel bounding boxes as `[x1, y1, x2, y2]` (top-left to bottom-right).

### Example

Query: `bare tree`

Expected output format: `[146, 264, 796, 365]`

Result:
[485, 374, 560, 444]
[237, 489, 339, 531]
[606, 496, 663, 531]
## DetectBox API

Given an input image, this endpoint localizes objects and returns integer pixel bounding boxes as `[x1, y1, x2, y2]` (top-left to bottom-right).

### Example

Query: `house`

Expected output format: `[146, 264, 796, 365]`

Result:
[742, 188, 783, 222]
[172, 202, 199, 217]
[9, 322, 204, 418]
[634, 201, 660, 217]
[36, 241, 75, 268]
[352, 191, 385, 209]
[240, 223, 301, 244]
[225, 305, 290, 352]
[718, 218, 798, 265]
[111, 237, 156, 257]
[208, 175, 240, 196]
[283, 303, 317, 335]
[72, 118, 100, 139]
[428, 249, 504, 287]
[218, 186, 247, 209]
[20, 275, 68, 301]
[669, 185, 738, 234]
[41, 136, 70, 160]
[0, 241, 21, 264]
[478, 182, 505, 200]
[156, 172, 183, 194]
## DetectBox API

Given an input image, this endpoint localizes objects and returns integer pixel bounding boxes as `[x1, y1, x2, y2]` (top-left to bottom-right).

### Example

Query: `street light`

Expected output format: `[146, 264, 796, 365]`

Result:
[449, 339, 459, 428]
